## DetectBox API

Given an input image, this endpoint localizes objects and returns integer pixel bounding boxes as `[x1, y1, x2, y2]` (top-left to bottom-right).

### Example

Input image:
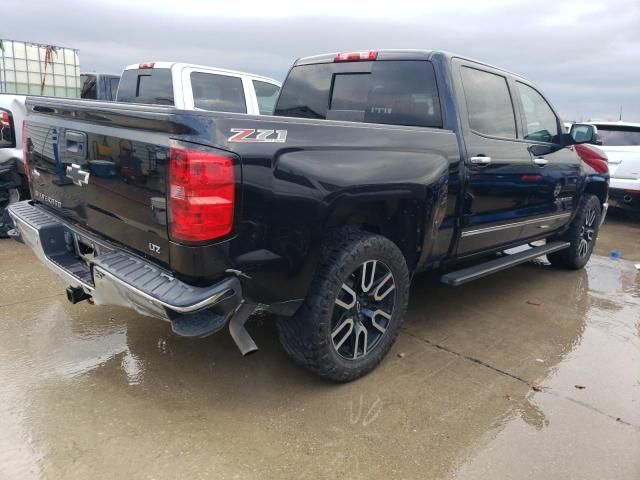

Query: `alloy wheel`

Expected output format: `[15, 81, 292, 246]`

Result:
[578, 207, 597, 257]
[331, 260, 396, 360]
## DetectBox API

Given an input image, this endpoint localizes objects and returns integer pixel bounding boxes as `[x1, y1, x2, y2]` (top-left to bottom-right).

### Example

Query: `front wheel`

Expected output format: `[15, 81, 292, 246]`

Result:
[547, 194, 601, 270]
[277, 229, 410, 382]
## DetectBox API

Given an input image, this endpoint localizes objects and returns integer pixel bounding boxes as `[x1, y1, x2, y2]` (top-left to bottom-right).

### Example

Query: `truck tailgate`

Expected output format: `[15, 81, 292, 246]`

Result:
[26, 100, 171, 263]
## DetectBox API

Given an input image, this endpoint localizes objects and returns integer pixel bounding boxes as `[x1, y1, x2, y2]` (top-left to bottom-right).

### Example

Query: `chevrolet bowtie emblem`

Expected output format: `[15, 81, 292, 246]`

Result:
[66, 163, 90, 186]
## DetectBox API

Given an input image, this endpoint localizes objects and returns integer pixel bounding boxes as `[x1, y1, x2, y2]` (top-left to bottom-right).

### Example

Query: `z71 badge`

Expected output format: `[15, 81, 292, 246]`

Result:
[228, 128, 287, 143]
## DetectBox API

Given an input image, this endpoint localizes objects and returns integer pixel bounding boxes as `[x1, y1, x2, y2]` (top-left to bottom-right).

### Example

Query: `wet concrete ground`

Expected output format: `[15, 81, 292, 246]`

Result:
[1, 214, 639, 479]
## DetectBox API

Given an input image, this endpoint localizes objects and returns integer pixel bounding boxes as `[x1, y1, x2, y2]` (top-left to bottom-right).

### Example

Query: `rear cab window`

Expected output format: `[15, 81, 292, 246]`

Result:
[593, 125, 640, 146]
[116, 68, 174, 105]
[275, 60, 442, 128]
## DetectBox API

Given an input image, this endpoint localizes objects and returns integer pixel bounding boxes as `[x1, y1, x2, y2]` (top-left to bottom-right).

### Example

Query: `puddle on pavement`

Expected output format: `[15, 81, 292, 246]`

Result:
[0, 253, 638, 479]
[452, 257, 640, 480]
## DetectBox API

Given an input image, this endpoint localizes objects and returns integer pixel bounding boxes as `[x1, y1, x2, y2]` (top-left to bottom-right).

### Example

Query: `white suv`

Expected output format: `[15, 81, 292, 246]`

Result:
[572, 121, 640, 212]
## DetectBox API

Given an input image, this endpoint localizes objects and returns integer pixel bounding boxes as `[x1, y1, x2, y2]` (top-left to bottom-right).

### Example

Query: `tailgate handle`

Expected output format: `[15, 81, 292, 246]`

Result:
[65, 130, 88, 159]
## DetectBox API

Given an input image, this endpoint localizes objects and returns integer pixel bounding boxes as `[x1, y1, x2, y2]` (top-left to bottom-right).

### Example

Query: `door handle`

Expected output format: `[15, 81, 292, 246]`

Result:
[470, 156, 492, 166]
[533, 157, 548, 166]
[64, 130, 88, 159]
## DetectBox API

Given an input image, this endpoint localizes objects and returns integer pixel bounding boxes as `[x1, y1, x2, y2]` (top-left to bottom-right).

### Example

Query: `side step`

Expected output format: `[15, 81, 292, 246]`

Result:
[440, 241, 570, 286]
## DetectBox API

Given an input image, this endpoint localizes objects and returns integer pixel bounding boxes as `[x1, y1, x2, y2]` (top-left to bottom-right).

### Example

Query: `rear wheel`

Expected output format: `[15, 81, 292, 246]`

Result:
[277, 229, 410, 382]
[547, 194, 601, 270]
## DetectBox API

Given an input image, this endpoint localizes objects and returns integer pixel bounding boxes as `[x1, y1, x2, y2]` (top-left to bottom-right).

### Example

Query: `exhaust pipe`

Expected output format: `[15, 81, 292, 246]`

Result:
[66, 286, 91, 304]
[229, 302, 259, 355]
[623, 194, 633, 204]
[6, 228, 23, 243]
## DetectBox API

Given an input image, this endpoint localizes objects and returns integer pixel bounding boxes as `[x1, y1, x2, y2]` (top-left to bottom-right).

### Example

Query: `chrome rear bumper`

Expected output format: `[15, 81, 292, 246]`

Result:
[7, 201, 243, 335]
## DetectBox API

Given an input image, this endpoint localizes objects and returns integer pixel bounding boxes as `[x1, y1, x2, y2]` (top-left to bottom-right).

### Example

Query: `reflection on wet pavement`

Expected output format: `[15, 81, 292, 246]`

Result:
[0, 233, 638, 479]
[596, 213, 640, 261]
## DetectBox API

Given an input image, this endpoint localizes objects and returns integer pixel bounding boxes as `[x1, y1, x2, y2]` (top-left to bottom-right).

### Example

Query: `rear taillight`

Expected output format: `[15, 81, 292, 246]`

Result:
[138, 62, 155, 69]
[168, 146, 235, 242]
[334, 50, 378, 62]
[1, 110, 13, 146]
[575, 144, 608, 174]
[22, 121, 30, 180]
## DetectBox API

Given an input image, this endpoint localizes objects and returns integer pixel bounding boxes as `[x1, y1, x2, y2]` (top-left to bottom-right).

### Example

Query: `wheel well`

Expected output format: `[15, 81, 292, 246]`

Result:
[584, 180, 607, 205]
[325, 199, 423, 270]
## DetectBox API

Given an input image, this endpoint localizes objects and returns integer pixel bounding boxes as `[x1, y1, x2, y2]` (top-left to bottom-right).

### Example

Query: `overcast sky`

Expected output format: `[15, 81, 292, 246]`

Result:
[3, 0, 639, 121]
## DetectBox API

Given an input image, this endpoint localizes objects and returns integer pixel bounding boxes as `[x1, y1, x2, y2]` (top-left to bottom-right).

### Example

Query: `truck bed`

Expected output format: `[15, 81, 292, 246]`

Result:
[23, 96, 460, 303]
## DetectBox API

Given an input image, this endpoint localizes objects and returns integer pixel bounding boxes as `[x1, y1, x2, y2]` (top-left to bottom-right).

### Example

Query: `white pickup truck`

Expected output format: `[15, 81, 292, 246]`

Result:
[573, 121, 640, 213]
[116, 62, 282, 114]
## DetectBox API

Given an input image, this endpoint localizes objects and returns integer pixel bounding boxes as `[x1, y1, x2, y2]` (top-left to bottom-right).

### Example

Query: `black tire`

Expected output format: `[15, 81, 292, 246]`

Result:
[0, 187, 20, 239]
[277, 229, 410, 382]
[547, 194, 601, 270]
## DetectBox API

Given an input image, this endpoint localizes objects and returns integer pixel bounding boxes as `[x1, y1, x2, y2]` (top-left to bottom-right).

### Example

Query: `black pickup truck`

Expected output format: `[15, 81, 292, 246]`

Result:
[8, 50, 608, 381]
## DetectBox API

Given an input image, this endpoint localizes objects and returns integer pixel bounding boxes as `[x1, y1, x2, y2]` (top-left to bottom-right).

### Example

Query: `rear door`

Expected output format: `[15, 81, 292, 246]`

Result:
[452, 59, 535, 254]
[513, 80, 578, 238]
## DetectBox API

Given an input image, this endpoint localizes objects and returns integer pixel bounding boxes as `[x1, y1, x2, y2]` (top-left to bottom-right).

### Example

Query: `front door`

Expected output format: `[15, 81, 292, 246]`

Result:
[453, 61, 534, 255]
[513, 81, 578, 239]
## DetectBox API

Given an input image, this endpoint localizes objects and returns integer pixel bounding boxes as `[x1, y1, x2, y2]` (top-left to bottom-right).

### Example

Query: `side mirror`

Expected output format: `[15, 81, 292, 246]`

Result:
[570, 123, 602, 145]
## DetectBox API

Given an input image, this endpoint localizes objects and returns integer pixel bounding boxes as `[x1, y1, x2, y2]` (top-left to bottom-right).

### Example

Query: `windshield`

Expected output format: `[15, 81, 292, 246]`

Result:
[594, 125, 640, 146]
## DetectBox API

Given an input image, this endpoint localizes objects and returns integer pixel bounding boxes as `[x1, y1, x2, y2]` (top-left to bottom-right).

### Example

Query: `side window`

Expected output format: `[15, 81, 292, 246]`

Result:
[80, 74, 97, 100]
[253, 81, 280, 115]
[460, 67, 516, 139]
[109, 78, 120, 101]
[190, 72, 247, 113]
[516, 82, 559, 143]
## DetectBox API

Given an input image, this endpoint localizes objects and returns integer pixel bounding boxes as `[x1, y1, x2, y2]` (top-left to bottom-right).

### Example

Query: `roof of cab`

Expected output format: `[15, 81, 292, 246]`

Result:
[293, 49, 521, 78]
[122, 62, 281, 85]
[294, 49, 435, 65]
[586, 120, 640, 128]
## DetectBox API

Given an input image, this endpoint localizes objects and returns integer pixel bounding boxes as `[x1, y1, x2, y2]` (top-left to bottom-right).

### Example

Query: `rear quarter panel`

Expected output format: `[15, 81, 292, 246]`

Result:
[209, 115, 460, 303]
